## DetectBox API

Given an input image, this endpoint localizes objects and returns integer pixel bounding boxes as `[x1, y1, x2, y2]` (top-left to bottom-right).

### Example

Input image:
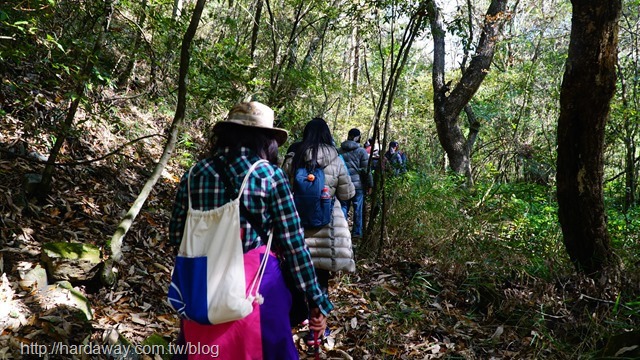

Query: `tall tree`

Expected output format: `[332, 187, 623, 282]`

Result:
[361, 1, 428, 255]
[107, 0, 207, 268]
[38, 0, 115, 198]
[249, 0, 264, 61]
[173, 0, 184, 19]
[557, 0, 621, 274]
[117, 0, 148, 89]
[427, 0, 508, 184]
[616, 6, 640, 211]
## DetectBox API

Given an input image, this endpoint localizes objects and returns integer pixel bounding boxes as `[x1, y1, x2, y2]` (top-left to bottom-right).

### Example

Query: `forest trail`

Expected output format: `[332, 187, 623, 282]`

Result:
[0, 115, 635, 359]
[0, 148, 529, 359]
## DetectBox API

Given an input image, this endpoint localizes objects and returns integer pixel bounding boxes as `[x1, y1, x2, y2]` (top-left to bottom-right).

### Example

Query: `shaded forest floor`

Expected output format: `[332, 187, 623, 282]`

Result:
[1, 99, 640, 359]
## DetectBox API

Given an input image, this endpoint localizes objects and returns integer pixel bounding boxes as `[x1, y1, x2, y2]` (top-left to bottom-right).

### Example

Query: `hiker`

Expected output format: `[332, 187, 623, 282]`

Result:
[283, 117, 355, 347]
[398, 144, 407, 170]
[168, 102, 331, 360]
[384, 141, 406, 176]
[365, 137, 380, 170]
[338, 128, 372, 238]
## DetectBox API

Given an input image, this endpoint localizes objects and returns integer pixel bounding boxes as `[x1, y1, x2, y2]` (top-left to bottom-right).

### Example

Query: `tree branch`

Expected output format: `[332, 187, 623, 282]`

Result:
[446, 0, 509, 116]
[0, 134, 167, 166]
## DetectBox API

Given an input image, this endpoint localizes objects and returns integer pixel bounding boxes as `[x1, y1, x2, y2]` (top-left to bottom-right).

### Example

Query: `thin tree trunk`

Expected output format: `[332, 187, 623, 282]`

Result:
[267, 1, 308, 106]
[172, 0, 184, 19]
[347, 25, 360, 117]
[249, 0, 263, 60]
[557, 0, 620, 275]
[618, 60, 637, 212]
[362, 45, 381, 244]
[118, 0, 148, 88]
[356, 4, 426, 256]
[302, 17, 329, 68]
[352, 27, 360, 92]
[39, 2, 114, 198]
[107, 0, 208, 267]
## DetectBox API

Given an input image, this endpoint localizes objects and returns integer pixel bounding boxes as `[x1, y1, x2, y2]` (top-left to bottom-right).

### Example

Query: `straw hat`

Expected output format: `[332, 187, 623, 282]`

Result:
[213, 101, 288, 145]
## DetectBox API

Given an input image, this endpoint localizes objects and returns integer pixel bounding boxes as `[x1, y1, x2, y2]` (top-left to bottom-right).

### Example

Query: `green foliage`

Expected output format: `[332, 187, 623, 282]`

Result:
[176, 133, 198, 167]
[482, 183, 563, 278]
[382, 171, 568, 280]
[381, 171, 464, 255]
[189, 36, 253, 110]
[606, 205, 640, 264]
[141, 333, 171, 360]
[376, 167, 639, 357]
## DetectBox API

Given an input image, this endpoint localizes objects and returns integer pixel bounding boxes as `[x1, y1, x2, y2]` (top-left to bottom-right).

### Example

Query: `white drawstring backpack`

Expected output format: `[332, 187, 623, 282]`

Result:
[167, 160, 273, 324]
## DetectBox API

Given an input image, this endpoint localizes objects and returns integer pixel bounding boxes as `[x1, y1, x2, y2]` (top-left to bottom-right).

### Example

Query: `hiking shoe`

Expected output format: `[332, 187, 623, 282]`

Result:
[305, 328, 331, 346]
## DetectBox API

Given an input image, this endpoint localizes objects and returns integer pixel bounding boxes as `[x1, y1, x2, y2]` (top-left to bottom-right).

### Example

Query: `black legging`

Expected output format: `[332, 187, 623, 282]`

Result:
[315, 269, 331, 295]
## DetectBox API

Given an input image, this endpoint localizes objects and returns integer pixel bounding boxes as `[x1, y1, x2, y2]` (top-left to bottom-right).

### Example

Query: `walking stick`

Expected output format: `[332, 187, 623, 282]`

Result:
[314, 329, 320, 360]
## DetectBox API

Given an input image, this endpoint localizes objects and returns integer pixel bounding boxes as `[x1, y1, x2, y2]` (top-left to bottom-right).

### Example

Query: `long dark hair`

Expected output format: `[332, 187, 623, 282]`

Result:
[292, 117, 333, 168]
[208, 123, 279, 164]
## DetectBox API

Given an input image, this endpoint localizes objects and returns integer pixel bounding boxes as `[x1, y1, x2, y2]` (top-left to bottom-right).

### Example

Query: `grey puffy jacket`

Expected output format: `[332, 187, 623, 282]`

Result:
[283, 144, 356, 272]
[339, 140, 373, 190]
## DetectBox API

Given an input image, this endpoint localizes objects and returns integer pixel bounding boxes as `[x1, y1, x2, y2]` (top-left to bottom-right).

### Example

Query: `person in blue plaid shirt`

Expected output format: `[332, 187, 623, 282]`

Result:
[169, 101, 331, 359]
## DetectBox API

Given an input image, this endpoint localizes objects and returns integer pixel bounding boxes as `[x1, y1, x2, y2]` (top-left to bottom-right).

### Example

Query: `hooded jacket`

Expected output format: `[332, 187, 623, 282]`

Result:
[339, 140, 373, 190]
[284, 144, 356, 272]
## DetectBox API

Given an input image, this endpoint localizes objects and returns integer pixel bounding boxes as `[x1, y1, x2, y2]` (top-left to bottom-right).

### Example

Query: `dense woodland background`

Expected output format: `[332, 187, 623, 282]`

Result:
[1, 0, 639, 358]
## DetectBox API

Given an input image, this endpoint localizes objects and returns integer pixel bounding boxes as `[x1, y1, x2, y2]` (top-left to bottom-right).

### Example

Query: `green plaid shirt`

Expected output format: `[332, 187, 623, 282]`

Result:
[169, 147, 333, 315]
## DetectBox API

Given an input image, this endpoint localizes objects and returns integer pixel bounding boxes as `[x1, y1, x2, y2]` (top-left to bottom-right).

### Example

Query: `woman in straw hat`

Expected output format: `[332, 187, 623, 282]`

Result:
[169, 101, 331, 359]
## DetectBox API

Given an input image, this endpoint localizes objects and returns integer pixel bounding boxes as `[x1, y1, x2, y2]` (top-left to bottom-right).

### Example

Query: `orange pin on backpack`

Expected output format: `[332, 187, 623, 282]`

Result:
[306, 173, 315, 181]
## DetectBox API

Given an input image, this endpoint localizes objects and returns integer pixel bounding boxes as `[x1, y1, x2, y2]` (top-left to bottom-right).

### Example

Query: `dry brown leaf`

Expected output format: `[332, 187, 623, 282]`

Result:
[152, 262, 170, 273]
[157, 314, 177, 326]
[130, 313, 147, 325]
[109, 313, 127, 322]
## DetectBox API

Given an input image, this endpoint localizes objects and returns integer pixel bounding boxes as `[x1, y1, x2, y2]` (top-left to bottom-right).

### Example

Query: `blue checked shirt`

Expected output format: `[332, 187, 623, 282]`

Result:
[169, 147, 333, 315]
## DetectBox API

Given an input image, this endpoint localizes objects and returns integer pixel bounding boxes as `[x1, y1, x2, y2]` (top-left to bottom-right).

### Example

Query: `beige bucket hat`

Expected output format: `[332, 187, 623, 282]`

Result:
[213, 101, 288, 146]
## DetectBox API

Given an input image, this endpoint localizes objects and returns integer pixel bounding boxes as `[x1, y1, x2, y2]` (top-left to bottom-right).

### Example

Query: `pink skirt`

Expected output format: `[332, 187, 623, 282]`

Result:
[175, 246, 299, 360]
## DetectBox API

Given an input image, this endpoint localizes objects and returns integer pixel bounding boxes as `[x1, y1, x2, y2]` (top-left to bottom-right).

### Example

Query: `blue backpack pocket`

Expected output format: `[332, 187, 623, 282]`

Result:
[168, 256, 210, 324]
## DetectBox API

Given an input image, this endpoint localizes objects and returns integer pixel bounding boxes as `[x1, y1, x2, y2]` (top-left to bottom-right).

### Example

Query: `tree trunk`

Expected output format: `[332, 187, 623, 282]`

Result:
[265, 0, 304, 107]
[172, 0, 184, 19]
[302, 17, 329, 68]
[427, 0, 508, 184]
[352, 27, 360, 91]
[117, 0, 148, 88]
[624, 136, 636, 211]
[617, 51, 638, 212]
[360, 5, 426, 256]
[39, 1, 114, 199]
[107, 0, 208, 268]
[347, 25, 360, 117]
[557, 0, 620, 275]
[249, 0, 263, 60]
